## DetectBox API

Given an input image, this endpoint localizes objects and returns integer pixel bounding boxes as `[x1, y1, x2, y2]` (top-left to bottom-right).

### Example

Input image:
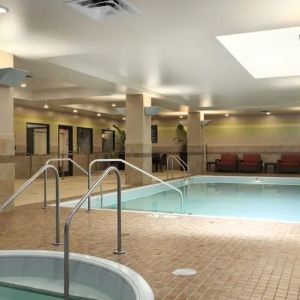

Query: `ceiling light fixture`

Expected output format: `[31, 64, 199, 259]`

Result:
[0, 5, 9, 14]
[179, 115, 184, 119]
[122, 117, 126, 121]
[73, 109, 78, 113]
[44, 104, 49, 109]
[217, 26, 300, 79]
[225, 113, 230, 117]
[97, 113, 101, 117]
[112, 103, 116, 107]
[20, 83, 27, 88]
[261, 110, 271, 115]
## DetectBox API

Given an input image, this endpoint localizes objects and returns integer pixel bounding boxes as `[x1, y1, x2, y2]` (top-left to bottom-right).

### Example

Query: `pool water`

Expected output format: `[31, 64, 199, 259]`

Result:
[0, 284, 62, 300]
[106, 182, 300, 222]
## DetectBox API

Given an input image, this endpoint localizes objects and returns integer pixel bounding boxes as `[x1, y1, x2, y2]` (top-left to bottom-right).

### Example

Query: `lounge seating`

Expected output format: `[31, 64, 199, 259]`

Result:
[277, 154, 300, 173]
[239, 154, 262, 173]
[215, 154, 238, 172]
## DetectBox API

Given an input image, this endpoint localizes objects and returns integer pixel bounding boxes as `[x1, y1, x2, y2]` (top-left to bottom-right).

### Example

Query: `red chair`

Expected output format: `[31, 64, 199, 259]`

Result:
[215, 154, 238, 172]
[277, 154, 300, 173]
[239, 154, 262, 173]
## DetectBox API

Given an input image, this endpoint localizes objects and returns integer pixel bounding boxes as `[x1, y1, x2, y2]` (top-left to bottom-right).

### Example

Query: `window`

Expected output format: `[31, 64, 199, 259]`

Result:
[102, 129, 115, 153]
[77, 127, 93, 153]
[26, 123, 50, 155]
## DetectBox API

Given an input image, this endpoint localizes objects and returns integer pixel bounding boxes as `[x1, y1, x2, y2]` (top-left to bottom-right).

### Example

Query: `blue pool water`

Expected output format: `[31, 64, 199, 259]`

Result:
[106, 183, 300, 221]
[0, 284, 62, 300]
[62, 176, 300, 222]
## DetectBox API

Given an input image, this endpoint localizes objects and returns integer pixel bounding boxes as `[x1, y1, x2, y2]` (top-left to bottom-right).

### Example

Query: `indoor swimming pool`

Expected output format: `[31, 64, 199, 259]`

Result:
[62, 176, 300, 222]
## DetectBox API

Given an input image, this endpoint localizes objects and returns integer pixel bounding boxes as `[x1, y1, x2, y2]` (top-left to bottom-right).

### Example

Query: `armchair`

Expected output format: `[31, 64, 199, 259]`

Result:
[277, 154, 300, 173]
[239, 154, 262, 173]
[215, 154, 238, 172]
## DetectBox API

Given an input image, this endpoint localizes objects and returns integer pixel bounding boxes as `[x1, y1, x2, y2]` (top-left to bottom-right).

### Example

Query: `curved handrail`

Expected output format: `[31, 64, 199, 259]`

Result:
[64, 166, 124, 300]
[48, 158, 88, 175]
[167, 155, 189, 179]
[45, 158, 103, 210]
[88, 159, 184, 212]
[0, 164, 61, 246]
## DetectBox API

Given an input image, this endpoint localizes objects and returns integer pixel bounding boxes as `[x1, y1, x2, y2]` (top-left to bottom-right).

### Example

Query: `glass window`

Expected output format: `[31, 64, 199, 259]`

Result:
[77, 127, 93, 153]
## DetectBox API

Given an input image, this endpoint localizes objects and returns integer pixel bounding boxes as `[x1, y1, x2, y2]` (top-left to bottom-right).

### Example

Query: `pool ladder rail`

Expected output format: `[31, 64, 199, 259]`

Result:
[88, 158, 184, 212]
[44, 158, 103, 211]
[64, 166, 124, 300]
[167, 155, 189, 180]
[0, 164, 62, 246]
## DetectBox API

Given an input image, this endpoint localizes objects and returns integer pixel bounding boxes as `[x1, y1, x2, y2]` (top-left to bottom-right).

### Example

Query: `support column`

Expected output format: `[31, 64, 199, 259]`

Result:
[0, 51, 15, 212]
[125, 94, 152, 186]
[187, 111, 204, 174]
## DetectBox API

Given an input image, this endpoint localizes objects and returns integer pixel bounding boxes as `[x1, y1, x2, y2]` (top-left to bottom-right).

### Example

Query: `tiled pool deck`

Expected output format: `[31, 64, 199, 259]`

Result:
[1, 204, 300, 299]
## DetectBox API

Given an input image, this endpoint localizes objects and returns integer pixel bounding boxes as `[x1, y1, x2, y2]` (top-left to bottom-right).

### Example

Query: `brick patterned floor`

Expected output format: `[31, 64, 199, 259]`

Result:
[1, 204, 300, 299]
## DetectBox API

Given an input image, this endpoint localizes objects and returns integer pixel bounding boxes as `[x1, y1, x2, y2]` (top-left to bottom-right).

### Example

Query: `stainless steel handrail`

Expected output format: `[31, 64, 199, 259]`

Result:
[45, 158, 103, 210]
[88, 159, 184, 212]
[64, 166, 124, 300]
[167, 155, 189, 179]
[0, 164, 61, 246]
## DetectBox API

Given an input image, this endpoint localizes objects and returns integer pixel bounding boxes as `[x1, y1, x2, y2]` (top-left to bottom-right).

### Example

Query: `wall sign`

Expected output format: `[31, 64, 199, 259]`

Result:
[151, 125, 158, 143]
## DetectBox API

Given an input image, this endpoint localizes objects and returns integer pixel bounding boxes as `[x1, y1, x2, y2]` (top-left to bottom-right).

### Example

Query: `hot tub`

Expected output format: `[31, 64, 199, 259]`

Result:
[0, 250, 154, 300]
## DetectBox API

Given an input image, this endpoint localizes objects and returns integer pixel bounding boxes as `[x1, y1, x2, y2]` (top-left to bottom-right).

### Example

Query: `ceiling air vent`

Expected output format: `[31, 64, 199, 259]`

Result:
[65, 0, 140, 20]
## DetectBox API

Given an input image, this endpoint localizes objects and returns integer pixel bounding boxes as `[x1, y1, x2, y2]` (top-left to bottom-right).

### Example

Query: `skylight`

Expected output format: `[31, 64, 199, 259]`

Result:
[217, 26, 300, 79]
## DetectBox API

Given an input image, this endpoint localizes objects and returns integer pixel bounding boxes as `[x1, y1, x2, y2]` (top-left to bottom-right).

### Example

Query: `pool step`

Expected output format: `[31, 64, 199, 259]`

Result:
[0, 280, 99, 300]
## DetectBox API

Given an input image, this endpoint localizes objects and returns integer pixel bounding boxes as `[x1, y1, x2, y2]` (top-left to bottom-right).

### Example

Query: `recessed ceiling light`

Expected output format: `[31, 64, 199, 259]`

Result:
[179, 115, 184, 119]
[225, 113, 230, 117]
[112, 103, 117, 107]
[44, 104, 49, 109]
[0, 5, 9, 14]
[261, 110, 271, 115]
[122, 117, 126, 121]
[217, 26, 300, 79]
[97, 113, 101, 117]
[73, 109, 78, 113]
[20, 83, 27, 88]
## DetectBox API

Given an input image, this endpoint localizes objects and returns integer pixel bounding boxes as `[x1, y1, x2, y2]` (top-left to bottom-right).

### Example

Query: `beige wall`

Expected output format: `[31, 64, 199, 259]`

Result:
[152, 114, 300, 164]
[14, 106, 300, 178]
[14, 108, 300, 154]
[203, 114, 300, 163]
[204, 114, 300, 145]
[14, 105, 121, 154]
[152, 119, 183, 153]
[153, 114, 300, 149]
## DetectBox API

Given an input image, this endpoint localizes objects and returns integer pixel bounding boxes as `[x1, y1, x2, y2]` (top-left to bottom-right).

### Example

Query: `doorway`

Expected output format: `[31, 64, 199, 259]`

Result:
[102, 129, 115, 153]
[58, 125, 73, 176]
[27, 123, 50, 155]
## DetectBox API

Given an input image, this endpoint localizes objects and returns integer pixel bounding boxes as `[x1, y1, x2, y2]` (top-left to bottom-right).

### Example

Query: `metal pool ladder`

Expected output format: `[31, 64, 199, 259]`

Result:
[64, 166, 124, 300]
[88, 158, 184, 212]
[45, 158, 103, 210]
[167, 155, 189, 179]
[0, 164, 62, 245]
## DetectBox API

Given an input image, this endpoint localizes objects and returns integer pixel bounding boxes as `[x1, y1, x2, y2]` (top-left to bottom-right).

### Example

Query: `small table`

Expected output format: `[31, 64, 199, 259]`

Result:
[264, 162, 277, 173]
[207, 161, 216, 172]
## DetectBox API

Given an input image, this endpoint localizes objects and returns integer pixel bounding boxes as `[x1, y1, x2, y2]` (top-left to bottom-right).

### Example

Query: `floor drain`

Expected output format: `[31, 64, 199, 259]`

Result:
[172, 269, 197, 276]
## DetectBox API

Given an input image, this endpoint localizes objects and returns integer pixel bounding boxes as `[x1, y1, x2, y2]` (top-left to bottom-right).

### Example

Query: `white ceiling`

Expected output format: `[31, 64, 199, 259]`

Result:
[2, 0, 300, 115]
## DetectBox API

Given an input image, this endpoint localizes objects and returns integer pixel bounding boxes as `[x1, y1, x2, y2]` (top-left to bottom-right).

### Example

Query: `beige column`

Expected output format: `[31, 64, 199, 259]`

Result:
[125, 94, 152, 186]
[0, 51, 15, 212]
[187, 111, 204, 174]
